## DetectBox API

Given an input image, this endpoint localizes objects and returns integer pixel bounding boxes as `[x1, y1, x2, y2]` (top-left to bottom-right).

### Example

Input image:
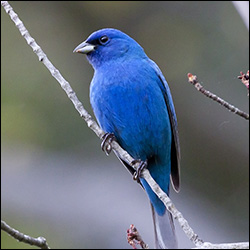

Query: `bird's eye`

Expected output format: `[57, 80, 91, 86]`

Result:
[99, 35, 109, 45]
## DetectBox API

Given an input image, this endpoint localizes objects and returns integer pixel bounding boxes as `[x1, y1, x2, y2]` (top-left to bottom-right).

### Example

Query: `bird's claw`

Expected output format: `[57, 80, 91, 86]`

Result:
[101, 132, 115, 155]
[132, 159, 148, 183]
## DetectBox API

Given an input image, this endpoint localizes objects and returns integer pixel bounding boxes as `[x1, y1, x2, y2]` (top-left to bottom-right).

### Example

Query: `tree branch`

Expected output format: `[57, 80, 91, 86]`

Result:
[238, 70, 249, 95]
[141, 169, 204, 247]
[187, 73, 249, 120]
[1, 220, 50, 249]
[127, 224, 149, 249]
[193, 242, 249, 249]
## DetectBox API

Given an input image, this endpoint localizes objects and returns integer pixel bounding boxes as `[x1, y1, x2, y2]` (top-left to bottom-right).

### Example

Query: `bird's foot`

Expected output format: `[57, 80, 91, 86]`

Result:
[101, 132, 115, 155]
[132, 159, 148, 183]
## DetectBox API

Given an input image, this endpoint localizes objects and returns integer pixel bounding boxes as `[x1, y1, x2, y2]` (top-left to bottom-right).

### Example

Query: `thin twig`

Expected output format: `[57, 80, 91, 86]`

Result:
[1, 220, 50, 249]
[141, 169, 204, 248]
[127, 224, 149, 249]
[192, 241, 249, 249]
[187, 73, 249, 120]
[238, 70, 249, 96]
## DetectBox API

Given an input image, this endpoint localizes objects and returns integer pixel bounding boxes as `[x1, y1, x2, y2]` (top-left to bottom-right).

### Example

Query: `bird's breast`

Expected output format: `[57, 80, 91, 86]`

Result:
[90, 62, 172, 162]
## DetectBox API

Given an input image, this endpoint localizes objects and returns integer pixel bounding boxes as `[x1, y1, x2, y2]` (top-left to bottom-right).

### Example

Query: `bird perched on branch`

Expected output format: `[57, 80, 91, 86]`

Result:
[74, 28, 180, 249]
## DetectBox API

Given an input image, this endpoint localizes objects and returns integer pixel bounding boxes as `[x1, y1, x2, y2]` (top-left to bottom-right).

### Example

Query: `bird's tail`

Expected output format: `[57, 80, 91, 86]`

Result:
[151, 204, 178, 249]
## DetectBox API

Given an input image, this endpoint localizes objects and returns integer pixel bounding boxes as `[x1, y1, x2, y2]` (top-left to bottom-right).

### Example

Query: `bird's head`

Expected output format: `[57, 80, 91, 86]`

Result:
[73, 28, 146, 69]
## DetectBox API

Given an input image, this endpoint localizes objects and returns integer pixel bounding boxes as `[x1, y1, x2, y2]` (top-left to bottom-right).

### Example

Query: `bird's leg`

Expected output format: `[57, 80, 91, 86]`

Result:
[101, 132, 116, 155]
[132, 159, 148, 183]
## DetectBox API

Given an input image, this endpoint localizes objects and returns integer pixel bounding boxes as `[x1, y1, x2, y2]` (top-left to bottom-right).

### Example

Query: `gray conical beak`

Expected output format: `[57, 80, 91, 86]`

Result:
[73, 41, 95, 54]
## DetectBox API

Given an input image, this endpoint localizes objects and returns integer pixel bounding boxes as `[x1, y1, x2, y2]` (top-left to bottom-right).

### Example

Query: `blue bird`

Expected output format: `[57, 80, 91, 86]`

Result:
[74, 28, 180, 249]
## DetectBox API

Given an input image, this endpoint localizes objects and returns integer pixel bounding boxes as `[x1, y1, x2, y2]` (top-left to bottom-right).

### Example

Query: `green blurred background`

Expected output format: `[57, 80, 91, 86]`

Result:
[1, 1, 249, 249]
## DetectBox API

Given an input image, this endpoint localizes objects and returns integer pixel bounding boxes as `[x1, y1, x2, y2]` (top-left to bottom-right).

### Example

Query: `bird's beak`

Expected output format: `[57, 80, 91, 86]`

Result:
[73, 41, 95, 54]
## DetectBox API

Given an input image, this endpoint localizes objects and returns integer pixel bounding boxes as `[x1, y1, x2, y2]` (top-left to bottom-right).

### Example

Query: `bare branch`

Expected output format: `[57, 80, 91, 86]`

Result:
[187, 73, 249, 120]
[1, 220, 50, 249]
[238, 70, 249, 95]
[141, 169, 204, 248]
[193, 241, 249, 249]
[127, 224, 149, 249]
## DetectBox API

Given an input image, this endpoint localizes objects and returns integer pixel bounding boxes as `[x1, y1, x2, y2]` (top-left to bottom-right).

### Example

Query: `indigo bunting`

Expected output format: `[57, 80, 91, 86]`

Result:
[74, 28, 180, 249]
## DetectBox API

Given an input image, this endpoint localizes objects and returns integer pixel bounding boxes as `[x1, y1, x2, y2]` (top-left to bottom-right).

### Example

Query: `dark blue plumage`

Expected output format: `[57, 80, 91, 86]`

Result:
[74, 28, 180, 249]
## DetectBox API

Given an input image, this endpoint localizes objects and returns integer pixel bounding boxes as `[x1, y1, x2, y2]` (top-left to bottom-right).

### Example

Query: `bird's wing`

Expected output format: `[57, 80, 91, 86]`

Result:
[149, 59, 181, 192]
